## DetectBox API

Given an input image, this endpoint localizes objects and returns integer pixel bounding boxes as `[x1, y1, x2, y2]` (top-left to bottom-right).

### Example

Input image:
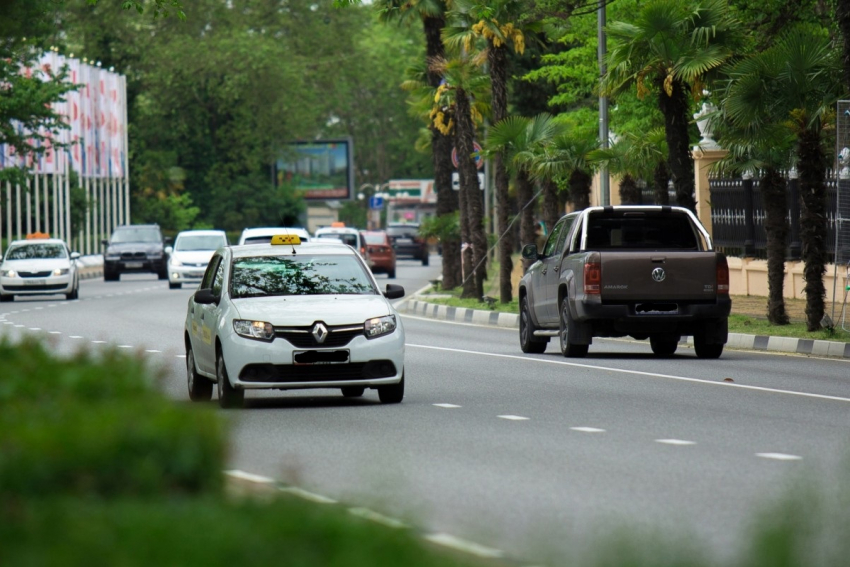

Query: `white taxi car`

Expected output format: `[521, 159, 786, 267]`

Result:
[165, 229, 228, 290]
[183, 235, 406, 408]
[0, 238, 81, 302]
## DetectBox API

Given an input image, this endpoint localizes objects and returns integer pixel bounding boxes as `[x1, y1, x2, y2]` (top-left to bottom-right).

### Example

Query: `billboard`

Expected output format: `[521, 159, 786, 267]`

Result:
[275, 139, 353, 201]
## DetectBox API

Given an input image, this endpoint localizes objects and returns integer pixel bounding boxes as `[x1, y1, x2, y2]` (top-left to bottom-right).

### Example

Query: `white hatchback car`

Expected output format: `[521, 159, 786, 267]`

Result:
[165, 230, 228, 290]
[0, 238, 80, 302]
[238, 227, 311, 245]
[184, 235, 406, 408]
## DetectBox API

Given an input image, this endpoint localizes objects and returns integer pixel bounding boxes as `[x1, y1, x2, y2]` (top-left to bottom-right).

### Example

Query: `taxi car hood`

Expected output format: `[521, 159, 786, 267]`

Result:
[232, 294, 392, 326]
[2, 258, 70, 271]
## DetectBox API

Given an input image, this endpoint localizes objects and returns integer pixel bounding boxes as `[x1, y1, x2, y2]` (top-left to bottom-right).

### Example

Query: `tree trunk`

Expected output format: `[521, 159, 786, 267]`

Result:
[653, 161, 670, 205]
[618, 173, 641, 204]
[488, 43, 511, 303]
[542, 179, 559, 233]
[797, 128, 828, 331]
[657, 78, 695, 212]
[456, 87, 485, 299]
[761, 167, 790, 325]
[516, 168, 535, 270]
[569, 168, 591, 210]
[423, 15, 461, 290]
[837, 0, 850, 90]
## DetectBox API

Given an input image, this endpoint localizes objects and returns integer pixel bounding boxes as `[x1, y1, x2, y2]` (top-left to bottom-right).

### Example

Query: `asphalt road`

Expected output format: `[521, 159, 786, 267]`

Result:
[2, 255, 849, 564]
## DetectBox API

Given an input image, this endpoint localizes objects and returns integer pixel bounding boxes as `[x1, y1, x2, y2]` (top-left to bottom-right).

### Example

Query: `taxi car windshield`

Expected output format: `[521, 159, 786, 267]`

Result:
[231, 254, 376, 298]
[6, 244, 67, 260]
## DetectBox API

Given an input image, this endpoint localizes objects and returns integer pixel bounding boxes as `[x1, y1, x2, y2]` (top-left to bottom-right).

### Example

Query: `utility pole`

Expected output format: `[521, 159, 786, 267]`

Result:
[598, 0, 610, 206]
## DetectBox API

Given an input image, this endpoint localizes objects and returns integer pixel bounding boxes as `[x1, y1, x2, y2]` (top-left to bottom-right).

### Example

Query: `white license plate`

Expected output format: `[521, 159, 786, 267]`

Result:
[29, 279, 47, 286]
[292, 349, 350, 365]
[188, 272, 204, 278]
[396, 238, 413, 245]
[124, 262, 143, 268]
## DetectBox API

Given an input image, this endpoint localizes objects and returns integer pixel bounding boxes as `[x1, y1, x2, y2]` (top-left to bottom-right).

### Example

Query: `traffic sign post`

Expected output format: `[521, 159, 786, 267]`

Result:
[368, 195, 384, 210]
[451, 141, 484, 170]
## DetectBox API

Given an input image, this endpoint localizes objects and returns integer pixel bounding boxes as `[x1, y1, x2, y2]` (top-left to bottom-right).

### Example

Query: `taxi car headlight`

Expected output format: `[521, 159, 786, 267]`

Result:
[53, 268, 69, 276]
[364, 315, 396, 339]
[233, 319, 275, 341]
[1, 269, 17, 278]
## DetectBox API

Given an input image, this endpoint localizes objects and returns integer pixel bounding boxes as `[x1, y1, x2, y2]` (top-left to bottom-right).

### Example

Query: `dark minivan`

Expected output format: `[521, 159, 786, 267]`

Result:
[102, 224, 169, 281]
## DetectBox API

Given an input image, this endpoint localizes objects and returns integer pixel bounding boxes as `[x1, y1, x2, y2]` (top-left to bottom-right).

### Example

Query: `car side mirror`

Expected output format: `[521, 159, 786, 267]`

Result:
[164, 237, 173, 245]
[194, 288, 217, 305]
[383, 284, 405, 300]
[164, 246, 173, 255]
[521, 244, 539, 260]
[101, 239, 109, 246]
[70, 252, 81, 260]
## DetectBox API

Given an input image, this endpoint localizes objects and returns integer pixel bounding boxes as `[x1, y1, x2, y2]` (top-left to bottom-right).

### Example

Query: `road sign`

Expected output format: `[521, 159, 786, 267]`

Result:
[368, 195, 384, 210]
[451, 172, 484, 190]
[451, 141, 484, 170]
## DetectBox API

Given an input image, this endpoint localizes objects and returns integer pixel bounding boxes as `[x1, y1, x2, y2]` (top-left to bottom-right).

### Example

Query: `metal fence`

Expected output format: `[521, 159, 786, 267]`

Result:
[708, 174, 838, 261]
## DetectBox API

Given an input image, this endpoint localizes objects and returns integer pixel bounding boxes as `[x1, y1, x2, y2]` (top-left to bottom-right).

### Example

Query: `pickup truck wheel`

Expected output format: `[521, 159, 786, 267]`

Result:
[650, 336, 678, 357]
[694, 339, 724, 359]
[520, 297, 548, 354]
[559, 298, 588, 358]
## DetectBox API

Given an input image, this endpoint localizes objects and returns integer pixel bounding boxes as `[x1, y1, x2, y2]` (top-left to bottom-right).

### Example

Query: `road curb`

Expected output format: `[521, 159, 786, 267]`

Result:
[398, 297, 850, 360]
[76, 255, 103, 280]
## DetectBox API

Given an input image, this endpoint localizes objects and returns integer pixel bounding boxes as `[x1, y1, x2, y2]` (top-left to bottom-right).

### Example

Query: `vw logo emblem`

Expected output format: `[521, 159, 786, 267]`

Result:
[312, 322, 328, 344]
[651, 267, 666, 282]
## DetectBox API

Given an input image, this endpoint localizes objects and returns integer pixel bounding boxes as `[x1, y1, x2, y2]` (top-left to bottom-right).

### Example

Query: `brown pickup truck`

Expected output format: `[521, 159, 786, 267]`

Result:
[518, 206, 731, 358]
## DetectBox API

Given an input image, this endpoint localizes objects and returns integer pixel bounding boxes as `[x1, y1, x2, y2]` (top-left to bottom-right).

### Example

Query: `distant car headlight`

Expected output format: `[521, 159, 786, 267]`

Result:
[233, 319, 275, 341]
[170, 258, 183, 267]
[53, 268, 69, 276]
[1, 269, 17, 278]
[364, 315, 396, 339]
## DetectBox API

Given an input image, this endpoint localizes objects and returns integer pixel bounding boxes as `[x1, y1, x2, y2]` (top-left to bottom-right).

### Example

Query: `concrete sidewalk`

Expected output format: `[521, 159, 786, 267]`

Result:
[398, 296, 850, 360]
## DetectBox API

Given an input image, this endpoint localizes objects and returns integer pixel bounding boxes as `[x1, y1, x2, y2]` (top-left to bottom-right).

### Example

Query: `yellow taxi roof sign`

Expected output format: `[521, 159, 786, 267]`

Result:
[271, 234, 301, 245]
[331, 221, 346, 227]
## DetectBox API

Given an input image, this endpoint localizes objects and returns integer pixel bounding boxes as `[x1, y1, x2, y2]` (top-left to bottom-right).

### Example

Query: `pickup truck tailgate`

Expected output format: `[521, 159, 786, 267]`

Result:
[600, 252, 717, 301]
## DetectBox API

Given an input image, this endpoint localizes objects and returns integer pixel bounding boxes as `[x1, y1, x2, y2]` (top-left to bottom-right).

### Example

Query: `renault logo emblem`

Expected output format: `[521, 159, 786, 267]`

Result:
[312, 322, 328, 344]
[651, 267, 666, 282]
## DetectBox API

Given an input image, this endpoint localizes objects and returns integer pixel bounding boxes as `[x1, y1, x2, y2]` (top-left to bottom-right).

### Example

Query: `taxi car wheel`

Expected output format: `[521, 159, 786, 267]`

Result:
[341, 386, 365, 398]
[650, 336, 678, 357]
[217, 354, 244, 409]
[0, 294, 13, 302]
[169, 282, 182, 290]
[65, 284, 79, 301]
[157, 269, 168, 280]
[559, 298, 588, 358]
[187, 346, 213, 402]
[388, 268, 396, 279]
[519, 297, 547, 354]
[377, 373, 404, 404]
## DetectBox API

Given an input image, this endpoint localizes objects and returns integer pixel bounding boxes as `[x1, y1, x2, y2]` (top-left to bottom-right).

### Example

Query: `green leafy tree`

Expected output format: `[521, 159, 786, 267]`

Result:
[603, 0, 744, 212]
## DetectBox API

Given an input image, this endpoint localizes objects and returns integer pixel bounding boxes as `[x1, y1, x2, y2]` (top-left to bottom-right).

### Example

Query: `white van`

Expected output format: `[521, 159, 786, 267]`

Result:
[313, 225, 363, 253]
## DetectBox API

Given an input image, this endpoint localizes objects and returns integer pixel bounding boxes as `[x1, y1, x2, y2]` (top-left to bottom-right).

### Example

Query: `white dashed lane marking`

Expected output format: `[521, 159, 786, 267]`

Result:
[498, 415, 530, 421]
[424, 533, 504, 559]
[49, 331, 61, 335]
[433, 403, 461, 408]
[756, 453, 802, 461]
[348, 507, 407, 529]
[118, 345, 133, 349]
[656, 439, 696, 446]
[145, 349, 162, 353]
[69, 335, 83, 339]
[571, 427, 606, 433]
[28, 328, 41, 331]
[175, 355, 186, 359]
[91, 340, 106, 344]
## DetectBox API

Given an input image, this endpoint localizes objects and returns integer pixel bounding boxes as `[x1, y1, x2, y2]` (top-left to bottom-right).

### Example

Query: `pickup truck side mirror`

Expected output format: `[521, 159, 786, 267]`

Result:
[194, 288, 218, 305]
[521, 244, 539, 260]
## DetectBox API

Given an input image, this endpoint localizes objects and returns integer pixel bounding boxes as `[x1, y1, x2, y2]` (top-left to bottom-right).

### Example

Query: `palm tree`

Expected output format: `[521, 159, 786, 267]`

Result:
[721, 26, 843, 331]
[431, 54, 491, 299]
[533, 133, 598, 212]
[603, 0, 743, 212]
[378, 0, 461, 288]
[444, 0, 540, 303]
[483, 113, 563, 277]
[588, 134, 656, 205]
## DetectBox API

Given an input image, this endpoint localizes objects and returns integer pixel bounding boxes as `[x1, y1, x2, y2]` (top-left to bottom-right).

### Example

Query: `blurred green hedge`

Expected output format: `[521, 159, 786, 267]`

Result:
[0, 337, 226, 499]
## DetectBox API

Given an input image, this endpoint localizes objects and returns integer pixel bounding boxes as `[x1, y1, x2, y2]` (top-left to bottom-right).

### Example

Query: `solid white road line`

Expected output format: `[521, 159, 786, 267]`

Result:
[348, 507, 407, 529]
[756, 453, 802, 461]
[656, 439, 696, 446]
[424, 533, 504, 559]
[433, 403, 462, 408]
[498, 415, 530, 421]
[279, 486, 337, 504]
[571, 427, 606, 433]
[408, 344, 850, 404]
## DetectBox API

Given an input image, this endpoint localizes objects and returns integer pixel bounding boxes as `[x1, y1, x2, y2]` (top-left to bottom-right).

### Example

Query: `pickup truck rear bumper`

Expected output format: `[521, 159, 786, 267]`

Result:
[573, 296, 732, 340]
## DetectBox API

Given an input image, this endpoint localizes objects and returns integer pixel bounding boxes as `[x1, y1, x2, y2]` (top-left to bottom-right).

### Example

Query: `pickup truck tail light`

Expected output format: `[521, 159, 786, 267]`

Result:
[716, 255, 729, 294]
[584, 254, 601, 295]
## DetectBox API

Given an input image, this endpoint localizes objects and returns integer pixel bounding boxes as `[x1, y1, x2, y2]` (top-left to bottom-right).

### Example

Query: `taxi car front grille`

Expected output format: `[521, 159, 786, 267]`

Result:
[274, 326, 363, 348]
[18, 271, 53, 278]
[4, 284, 68, 291]
[240, 360, 397, 383]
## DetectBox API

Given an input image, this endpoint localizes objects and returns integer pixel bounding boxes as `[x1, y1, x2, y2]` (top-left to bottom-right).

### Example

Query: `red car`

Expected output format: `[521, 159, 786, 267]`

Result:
[361, 230, 397, 278]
